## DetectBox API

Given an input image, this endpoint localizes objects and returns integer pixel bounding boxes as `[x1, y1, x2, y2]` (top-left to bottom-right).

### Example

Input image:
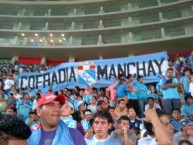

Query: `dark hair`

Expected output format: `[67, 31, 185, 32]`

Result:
[74, 86, 80, 92]
[128, 106, 136, 112]
[108, 106, 115, 111]
[0, 115, 31, 145]
[7, 106, 17, 113]
[178, 140, 192, 145]
[118, 99, 125, 104]
[72, 110, 82, 123]
[117, 115, 129, 124]
[9, 93, 14, 96]
[137, 75, 143, 81]
[92, 96, 97, 100]
[127, 74, 133, 79]
[147, 97, 154, 102]
[29, 110, 37, 115]
[171, 108, 181, 114]
[185, 94, 193, 102]
[103, 96, 109, 100]
[97, 100, 105, 107]
[118, 74, 125, 80]
[167, 68, 173, 72]
[91, 111, 113, 126]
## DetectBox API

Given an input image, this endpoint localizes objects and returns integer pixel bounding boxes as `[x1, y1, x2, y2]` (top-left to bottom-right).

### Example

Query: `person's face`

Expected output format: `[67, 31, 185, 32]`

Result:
[109, 108, 115, 117]
[119, 101, 126, 109]
[128, 108, 136, 118]
[168, 61, 173, 67]
[63, 89, 67, 94]
[77, 96, 82, 101]
[85, 114, 92, 121]
[150, 87, 155, 93]
[58, 90, 62, 95]
[139, 77, 144, 83]
[61, 104, 74, 117]
[92, 97, 97, 104]
[184, 70, 190, 76]
[6, 109, 15, 116]
[8, 139, 28, 145]
[184, 124, 193, 136]
[24, 94, 30, 100]
[103, 97, 108, 104]
[37, 100, 62, 129]
[172, 110, 181, 121]
[9, 94, 13, 99]
[186, 98, 193, 105]
[129, 84, 134, 91]
[148, 99, 154, 106]
[159, 115, 174, 139]
[92, 117, 111, 140]
[101, 102, 106, 110]
[120, 120, 129, 129]
[166, 70, 173, 78]
[80, 90, 84, 96]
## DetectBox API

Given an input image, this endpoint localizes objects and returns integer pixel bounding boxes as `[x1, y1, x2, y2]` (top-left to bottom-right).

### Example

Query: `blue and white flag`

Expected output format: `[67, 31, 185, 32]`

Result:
[17, 51, 168, 94]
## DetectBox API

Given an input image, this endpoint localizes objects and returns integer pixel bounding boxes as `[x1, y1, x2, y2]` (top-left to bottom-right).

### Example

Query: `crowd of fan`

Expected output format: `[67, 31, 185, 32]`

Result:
[0, 51, 193, 145]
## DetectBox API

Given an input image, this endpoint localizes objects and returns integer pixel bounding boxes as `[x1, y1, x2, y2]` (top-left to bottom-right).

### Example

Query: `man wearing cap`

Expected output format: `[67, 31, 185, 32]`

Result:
[28, 93, 87, 145]
[173, 118, 193, 145]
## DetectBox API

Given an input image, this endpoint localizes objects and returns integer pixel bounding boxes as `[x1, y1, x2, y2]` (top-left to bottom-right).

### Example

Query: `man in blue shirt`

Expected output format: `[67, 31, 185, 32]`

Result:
[85, 111, 121, 145]
[116, 79, 128, 103]
[161, 68, 180, 115]
[134, 76, 149, 118]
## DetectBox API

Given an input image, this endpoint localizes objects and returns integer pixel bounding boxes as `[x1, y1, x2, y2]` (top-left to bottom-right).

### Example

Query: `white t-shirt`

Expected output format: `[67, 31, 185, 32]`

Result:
[85, 135, 122, 145]
[138, 135, 158, 145]
[32, 100, 37, 111]
[14, 93, 22, 101]
[189, 82, 193, 97]
[87, 104, 97, 113]
[145, 103, 161, 111]
[173, 131, 193, 145]
[4, 79, 14, 90]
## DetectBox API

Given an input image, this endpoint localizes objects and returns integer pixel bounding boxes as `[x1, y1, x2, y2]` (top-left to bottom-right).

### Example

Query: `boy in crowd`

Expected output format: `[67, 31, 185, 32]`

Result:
[127, 107, 142, 139]
[85, 111, 121, 145]
[170, 108, 183, 133]
[181, 95, 193, 119]
[111, 115, 136, 145]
